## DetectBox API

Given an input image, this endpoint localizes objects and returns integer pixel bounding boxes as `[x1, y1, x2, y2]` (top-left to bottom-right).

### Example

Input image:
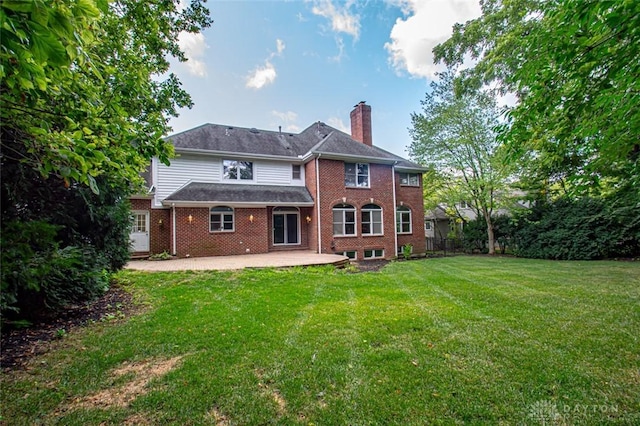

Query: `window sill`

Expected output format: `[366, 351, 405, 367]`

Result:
[397, 232, 413, 235]
[210, 230, 235, 234]
[344, 186, 371, 190]
[333, 234, 358, 238]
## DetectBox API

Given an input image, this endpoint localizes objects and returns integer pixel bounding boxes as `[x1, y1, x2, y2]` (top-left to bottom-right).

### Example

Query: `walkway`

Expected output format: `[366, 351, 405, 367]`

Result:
[125, 251, 349, 272]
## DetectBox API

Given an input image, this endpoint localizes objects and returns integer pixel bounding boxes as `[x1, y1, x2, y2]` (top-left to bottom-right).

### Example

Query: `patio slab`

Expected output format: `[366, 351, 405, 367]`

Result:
[125, 251, 349, 272]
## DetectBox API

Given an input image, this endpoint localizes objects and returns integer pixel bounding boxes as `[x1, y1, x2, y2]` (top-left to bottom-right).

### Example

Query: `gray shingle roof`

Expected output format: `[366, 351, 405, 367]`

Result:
[163, 183, 314, 206]
[166, 121, 425, 171]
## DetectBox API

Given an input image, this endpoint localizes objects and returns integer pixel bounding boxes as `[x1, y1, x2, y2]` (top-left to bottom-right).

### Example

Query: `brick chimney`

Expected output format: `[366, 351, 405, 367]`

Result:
[350, 101, 372, 146]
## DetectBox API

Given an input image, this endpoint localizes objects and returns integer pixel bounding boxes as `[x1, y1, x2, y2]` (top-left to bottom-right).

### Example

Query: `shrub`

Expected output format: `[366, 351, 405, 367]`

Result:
[512, 197, 640, 260]
[1, 221, 110, 320]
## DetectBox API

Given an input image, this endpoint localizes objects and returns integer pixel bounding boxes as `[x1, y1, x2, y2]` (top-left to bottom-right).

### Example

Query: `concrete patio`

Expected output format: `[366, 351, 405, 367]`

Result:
[125, 250, 349, 272]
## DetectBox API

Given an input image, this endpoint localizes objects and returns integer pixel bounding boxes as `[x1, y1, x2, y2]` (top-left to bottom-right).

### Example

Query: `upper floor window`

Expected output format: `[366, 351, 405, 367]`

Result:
[458, 201, 470, 209]
[223, 160, 253, 180]
[399, 172, 420, 186]
[396, 206, 412, 234]
[345, 163, 369, 188]
[361, 204, 383, 235]
[292, 164, 301, 180]
[210, 206, 234, 232]
[333, 203, 356, 236]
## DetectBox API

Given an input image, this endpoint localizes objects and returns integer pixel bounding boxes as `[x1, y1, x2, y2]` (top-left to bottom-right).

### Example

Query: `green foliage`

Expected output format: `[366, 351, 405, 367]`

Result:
[1, 221, 110, 319]
[401, 243, 413, 260]
[460, 217, 487, 253]
[512, 197, 640, 260]
[149, 251, 172, 261]
[410, 71, 512, 254]
[0, 1, 211, 319]
[434, 0, 640, 197]
[0, 0, 211, 190]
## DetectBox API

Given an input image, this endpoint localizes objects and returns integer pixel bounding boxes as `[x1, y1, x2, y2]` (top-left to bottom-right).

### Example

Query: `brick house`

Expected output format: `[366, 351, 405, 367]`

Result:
[130, 102, 426, 260]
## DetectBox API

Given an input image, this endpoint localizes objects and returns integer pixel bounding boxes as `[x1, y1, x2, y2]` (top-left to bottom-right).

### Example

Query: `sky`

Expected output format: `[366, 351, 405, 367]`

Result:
[168, 0, 481, 157]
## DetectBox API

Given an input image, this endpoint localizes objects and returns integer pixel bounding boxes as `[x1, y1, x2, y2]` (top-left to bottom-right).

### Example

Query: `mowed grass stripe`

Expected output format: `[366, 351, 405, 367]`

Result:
[2, 257, 638, 425]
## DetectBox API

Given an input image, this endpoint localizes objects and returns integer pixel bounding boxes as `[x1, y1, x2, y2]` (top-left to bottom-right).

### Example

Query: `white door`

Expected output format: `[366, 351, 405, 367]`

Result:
[130, 211, 150, 252]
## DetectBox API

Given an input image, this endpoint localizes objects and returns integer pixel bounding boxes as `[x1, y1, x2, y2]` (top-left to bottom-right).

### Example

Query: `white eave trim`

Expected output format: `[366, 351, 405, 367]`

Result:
[303, 151, 398, 165]
[174, 148, 303, 163]
[161, 200, 315, 208]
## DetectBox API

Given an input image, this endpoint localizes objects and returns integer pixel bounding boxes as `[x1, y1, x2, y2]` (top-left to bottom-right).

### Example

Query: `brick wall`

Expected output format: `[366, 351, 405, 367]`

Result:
[174, 207, 269, 257]
[316, 159, 397, 260]
[130, 198, 171, 256]
[395, 174, 426, 255]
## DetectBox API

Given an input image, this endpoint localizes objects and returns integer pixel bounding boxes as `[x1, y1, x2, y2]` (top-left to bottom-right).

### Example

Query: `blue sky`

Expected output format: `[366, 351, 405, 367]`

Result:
[169, 0, 480, 157]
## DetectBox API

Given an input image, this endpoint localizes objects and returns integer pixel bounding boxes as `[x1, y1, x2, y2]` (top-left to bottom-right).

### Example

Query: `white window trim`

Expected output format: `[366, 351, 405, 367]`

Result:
[345, 162, 370, 188]
[399, 172, 420, 187]
[339, 250, 357, 260]
[364, 248, 384, 259]
[272, 207, 301, 246]
[210, 206, 235, 233]
[333, 204, 357, 237]
[361, 204, 383, 236]
[396, 207, 412, 235]
[222, 159, 254, 182]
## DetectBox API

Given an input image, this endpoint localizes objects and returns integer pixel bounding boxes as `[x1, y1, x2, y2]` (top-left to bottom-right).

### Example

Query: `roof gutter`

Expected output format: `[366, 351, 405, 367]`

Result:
[174, 148, 303, 163]
[161, 200, 314, 208]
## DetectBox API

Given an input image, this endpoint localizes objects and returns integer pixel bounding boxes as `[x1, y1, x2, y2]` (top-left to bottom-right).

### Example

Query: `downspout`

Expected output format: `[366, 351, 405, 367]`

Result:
[392, 162, 398, 257]
[171, 203, 177, 256]
[315, 154, 322, 253]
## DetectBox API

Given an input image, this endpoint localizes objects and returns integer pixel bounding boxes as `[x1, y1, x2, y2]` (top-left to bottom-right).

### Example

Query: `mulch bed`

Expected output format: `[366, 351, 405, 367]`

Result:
[1, 286, 135, 371]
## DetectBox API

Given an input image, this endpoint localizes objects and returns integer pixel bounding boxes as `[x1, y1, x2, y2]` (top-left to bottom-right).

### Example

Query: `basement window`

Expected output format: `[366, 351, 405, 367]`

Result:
[363, 249, 384, 259]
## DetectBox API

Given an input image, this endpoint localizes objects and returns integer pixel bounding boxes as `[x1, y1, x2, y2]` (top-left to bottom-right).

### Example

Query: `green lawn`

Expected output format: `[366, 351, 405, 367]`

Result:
[2, 257, 639, 425]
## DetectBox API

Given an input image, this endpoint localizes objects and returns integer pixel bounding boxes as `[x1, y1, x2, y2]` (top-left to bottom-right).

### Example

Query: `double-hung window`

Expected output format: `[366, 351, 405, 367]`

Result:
[332, 203, 356, 236]
[210, 206, 234, 232]
[399, 172, 420, 186]
[345, 163, 369, 188]
[223, 160, 253, 180]
[292, 164, 301, 180]
[396, 206, 412, 234]
[361, 204, 383, 235]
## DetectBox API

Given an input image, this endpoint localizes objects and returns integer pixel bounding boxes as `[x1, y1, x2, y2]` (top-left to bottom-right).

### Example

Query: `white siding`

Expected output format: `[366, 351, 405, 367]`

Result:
[256, 161, 304, 186]
[153, 155, 305, 206]
[155, 155, 220, 206]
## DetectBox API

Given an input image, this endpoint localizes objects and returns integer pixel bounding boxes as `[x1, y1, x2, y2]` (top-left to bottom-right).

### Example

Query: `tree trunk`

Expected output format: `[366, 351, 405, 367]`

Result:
[484, 214, 495, 255]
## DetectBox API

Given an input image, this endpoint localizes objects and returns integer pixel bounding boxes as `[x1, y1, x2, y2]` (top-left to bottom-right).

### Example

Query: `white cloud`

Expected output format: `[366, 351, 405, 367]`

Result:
[329, 37, 346, 62]
[272, 110, 298, 122]
[177, 32, 208, 77]
[246, 39, 286, 90]
[385, 0, 481, 79]
[272, 110, 300, 132]
[327, 117, 349, 133]
[246, 61, 277, 89]
[312, 0, 360, 39]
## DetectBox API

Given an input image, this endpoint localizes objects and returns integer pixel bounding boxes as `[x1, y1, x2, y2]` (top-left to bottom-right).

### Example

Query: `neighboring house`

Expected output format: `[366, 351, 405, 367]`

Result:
[130, 102, 426, 260]
[424, 206, 452, 240]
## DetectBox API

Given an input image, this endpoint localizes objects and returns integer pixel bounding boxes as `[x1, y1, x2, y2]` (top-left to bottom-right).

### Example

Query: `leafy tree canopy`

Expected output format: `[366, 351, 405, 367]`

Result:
[409, 71, 512, 254]
[1, 0, 212, 192]
[434, 0, 640, 197]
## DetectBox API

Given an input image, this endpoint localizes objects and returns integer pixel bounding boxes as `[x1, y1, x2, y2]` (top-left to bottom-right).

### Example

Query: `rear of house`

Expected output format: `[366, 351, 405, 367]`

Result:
[130, 102, 426, 260]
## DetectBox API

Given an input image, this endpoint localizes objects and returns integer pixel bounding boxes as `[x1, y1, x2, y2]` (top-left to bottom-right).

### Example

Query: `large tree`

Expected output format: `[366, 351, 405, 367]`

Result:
[433, 0, 640, 197]
[409, 72, 511, 254]
[0, 0, 212, 319]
